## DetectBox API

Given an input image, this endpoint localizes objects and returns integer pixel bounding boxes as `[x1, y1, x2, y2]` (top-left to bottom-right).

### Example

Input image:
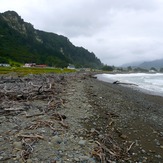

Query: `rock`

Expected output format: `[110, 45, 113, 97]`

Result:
[159, 132, 163, 137]
[141, 149, 146, 154]
[79, 156, 90, 161]
[60, 142, 65, 151]
[89, 158, 96, 163]
[74, 158, 80, 161]
[0, 116, 6, 123]
[78, 140, 86, 146]
[68, 154, 73, 158]
[156, 142, 160, 146]
[154, 139, 160, 146]
[51, 135, 62, 144]
[155, 155, 162, 158]
[40, 129, 46, 133]
[69, 135, 74, 139]
[13, 142, 22, 149]
[98, 134, 103, 139]
[90, 128, 95, 133]
[26, 159, 33, 163]
[93, 122, 96, 125]
[120, 134, 127, 140]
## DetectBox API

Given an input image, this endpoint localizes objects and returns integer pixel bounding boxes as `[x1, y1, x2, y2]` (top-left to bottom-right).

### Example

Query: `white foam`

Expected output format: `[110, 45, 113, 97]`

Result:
[97, 73, 163, 96]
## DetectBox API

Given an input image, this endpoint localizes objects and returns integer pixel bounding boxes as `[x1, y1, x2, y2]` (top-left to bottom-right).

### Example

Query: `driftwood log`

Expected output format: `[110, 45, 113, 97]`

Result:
[113, 80, 138, 86]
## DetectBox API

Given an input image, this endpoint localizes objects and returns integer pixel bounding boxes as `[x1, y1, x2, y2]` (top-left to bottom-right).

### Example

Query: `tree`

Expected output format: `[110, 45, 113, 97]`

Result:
[150, 67, 157, 72]
[102, 65, 114, 71]
[127, 66, 132, 71]
[160, 68, 163, 72]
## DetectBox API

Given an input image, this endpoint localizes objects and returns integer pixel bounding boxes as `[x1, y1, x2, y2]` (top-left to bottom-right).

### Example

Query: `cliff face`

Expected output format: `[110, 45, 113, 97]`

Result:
[0, 11, 102, 68]
[2, 11, 28, 33]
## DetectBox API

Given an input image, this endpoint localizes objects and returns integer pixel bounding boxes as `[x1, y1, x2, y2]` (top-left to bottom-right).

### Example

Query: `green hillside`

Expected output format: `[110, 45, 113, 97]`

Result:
[0, 11, 102, 68]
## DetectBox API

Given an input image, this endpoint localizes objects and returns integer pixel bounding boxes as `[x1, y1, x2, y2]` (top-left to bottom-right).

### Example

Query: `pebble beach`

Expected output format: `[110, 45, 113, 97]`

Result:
[0, 72, 163, 162]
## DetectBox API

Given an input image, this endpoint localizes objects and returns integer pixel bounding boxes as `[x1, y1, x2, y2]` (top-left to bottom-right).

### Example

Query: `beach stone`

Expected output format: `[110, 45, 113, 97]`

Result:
[156, 142, 160, 146]
[98, 134, 103, 139]
[74, 158, 80, 161]
[141, 149, 146, 154]
[85, 119, 89, 123]
[90, 128, 95, 133]
[13, 142, 22, 149]
[70, 135, 74, 139]
[0, 116, 6, 123]
[88, 158, 96, 163]
[18, 158, 24, 163]
[80, 136, 83, 140]
[93, 122, 96, 125]
[60, 142, 65, 151]
[51, 135, 62, 144]
[160, 132, 163, 136]
[40, 129, 46, 133]
[120, 134, 127, 139]
[26, 159, 33, 163]
[78, 140, 86, 146]
[79, 156, 90, 161]
[68, 154, 73, 158]
[155, 155, 162, 158]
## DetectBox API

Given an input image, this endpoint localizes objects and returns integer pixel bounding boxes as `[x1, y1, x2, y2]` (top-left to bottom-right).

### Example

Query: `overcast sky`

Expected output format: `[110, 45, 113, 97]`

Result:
[0, 0, 163, 66]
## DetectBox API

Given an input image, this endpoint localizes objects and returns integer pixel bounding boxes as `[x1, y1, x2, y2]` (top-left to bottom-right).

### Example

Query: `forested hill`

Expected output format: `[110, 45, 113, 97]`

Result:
[0, 11, 102, 68]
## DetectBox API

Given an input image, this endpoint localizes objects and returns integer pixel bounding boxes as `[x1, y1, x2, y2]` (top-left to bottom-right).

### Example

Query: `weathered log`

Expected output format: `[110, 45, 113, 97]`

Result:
[17, 134, 44, 139]
[113, 80, 138, 86]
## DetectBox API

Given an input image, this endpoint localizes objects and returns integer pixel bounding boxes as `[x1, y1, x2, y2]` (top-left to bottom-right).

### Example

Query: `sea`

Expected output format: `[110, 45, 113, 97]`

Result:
[96, 73, 163, 96]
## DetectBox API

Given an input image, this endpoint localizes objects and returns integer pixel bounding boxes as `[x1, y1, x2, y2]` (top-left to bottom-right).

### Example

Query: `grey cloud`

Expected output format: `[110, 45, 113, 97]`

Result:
[0, 0, 163, 66]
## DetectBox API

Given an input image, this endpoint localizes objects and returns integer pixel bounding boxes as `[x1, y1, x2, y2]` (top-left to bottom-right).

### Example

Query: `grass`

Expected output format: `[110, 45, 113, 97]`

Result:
[0, 67, 76, 76]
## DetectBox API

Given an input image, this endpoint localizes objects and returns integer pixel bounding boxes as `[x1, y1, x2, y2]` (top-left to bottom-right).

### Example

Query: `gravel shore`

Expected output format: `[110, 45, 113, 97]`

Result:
[84, 75, 163, 162]
[0, 72, 163, 162]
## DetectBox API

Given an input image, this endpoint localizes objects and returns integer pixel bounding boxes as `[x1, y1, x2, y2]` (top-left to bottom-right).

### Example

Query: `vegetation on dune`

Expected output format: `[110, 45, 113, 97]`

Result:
[0, 67, 76, 76]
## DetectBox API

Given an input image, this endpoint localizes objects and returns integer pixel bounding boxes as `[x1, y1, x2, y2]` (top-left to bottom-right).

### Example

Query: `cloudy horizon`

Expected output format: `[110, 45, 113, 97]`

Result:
[0, 0, 163, 66]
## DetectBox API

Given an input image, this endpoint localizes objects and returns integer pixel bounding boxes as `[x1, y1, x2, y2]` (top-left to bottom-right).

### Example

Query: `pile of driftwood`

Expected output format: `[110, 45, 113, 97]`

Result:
[0, 73, 70, 161]
[0, 74, 67, 114]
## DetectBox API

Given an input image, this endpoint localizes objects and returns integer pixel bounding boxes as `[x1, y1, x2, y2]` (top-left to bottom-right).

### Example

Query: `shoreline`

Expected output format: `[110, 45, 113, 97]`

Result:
[96, 73, 163, 97]
[0, 72, 162, 162]
[83, 75, 163, 162]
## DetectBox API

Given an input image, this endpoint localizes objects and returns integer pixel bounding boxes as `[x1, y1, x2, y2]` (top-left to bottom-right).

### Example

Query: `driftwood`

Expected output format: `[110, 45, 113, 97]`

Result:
[0, 78, 23, 84]
[113, 80, 138, 86]
[25, 113, 45, 118]
[0, 74, 66, 108]
[126, 142, 135, 153]
[0, 73, 96, 162]
[17, 134, 44, 139]
[19, 134, 42, 161]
